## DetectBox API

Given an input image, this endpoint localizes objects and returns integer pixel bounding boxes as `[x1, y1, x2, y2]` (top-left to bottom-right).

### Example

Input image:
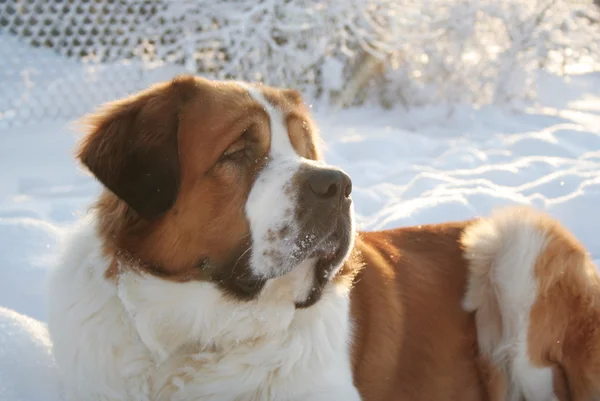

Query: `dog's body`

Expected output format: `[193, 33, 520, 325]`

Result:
[48, 76, 600, 401]
[351, 222, 486, 401]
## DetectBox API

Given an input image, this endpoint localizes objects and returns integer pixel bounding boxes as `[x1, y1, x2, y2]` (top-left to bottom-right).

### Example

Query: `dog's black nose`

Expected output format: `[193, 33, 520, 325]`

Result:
[306, 168, 352, 203]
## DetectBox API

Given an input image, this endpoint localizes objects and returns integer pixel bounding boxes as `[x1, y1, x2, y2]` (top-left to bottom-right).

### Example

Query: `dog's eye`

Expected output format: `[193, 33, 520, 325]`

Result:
[221, 138, 247, 161]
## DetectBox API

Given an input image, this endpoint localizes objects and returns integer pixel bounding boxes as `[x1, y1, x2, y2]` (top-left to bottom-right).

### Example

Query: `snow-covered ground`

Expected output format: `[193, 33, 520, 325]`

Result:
[1, 39, 600, 400]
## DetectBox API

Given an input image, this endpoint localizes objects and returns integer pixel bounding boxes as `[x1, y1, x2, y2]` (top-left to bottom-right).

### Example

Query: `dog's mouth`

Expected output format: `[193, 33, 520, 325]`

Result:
[321, 251, 337, 263]
[230, 245, 345, 298]
[310, 236, 346, 265]
[307, 214, 354, 274]
[228, 206, 354, 303]
[295, 214, 351, 264]
[293, 245, 350, 309]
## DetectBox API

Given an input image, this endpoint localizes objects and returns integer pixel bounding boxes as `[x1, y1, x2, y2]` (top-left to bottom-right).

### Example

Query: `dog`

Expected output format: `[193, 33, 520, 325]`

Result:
[47, 76, 600, 401]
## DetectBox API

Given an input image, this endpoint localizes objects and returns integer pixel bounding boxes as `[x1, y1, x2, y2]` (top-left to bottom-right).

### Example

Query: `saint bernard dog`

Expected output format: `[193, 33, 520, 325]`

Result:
[47, 76, 600, 401]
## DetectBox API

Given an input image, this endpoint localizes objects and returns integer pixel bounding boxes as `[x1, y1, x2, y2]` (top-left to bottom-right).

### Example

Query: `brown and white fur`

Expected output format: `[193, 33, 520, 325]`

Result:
[47, 76, 600, 401]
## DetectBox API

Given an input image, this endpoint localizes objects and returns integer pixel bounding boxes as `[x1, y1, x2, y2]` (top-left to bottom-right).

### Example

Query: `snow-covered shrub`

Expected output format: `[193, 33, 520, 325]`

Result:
[131, 0, 389, 101]
[137, 0, 600, 107]
[371, 0, 600, 108]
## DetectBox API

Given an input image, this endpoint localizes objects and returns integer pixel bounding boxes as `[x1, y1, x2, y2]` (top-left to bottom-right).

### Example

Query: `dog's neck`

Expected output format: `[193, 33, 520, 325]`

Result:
[112, 246, 361, 363]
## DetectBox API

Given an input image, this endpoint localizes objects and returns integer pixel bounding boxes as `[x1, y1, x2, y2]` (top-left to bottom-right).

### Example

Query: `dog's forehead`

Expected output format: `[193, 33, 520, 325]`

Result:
[176, 78, 319, 167]
[244, 83, 320, 161]
[241, 85, 298, 159]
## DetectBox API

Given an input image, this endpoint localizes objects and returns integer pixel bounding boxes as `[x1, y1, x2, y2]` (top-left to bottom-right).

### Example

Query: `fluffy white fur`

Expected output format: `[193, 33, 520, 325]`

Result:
[48, 215, 154, 401]
[462, 207, 558, 401]
[48, 214, 359, 401]
[47, 85, 361, 401]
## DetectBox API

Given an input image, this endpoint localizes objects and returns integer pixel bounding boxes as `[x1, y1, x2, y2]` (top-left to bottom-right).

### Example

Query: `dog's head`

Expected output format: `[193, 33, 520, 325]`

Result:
[79, 76, 354, 307]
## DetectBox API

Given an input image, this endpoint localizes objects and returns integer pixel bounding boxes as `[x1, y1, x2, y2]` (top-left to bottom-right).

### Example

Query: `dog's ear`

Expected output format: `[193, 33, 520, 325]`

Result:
[77, 77, 197, 220]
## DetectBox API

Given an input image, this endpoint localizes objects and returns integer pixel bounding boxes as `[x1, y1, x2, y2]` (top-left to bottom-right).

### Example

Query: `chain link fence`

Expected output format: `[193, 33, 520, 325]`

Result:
[0, 0, 191, 129]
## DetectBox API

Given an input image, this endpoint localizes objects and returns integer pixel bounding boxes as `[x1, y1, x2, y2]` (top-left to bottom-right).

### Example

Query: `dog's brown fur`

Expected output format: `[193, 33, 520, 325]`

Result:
[351, 223, 488, 400]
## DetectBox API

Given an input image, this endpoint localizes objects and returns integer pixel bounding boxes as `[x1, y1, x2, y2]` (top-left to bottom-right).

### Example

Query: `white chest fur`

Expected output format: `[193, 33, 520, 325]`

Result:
[47, 217, 361, 401]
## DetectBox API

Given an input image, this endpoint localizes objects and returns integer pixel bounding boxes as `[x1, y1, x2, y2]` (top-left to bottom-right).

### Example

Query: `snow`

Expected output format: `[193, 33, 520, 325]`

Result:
[321, 78, 600, 258]
[1, 41, 600, 401]
[0, 307, 63, 401]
